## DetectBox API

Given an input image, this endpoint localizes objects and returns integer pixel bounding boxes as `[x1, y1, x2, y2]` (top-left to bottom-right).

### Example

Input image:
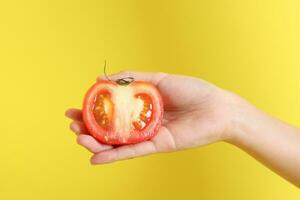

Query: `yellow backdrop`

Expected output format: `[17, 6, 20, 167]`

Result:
[0, 0, 299, 199]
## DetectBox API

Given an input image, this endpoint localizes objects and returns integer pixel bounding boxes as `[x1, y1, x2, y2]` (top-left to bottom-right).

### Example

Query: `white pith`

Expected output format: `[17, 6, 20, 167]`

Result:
[110, 86, 145, 141]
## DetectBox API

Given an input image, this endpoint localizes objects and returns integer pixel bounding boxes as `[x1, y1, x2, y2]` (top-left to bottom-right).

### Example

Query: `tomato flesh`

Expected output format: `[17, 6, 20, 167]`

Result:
[92, 91, 114, 129]
[82, 80, 163, 145]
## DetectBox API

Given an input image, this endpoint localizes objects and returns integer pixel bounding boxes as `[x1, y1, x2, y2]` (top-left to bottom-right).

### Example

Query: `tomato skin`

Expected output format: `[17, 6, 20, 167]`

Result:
[82, 80, 164, 145]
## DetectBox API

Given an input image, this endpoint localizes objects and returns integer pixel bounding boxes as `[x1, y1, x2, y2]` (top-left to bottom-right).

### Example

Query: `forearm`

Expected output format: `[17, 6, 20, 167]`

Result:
[227, 93, 300, 187]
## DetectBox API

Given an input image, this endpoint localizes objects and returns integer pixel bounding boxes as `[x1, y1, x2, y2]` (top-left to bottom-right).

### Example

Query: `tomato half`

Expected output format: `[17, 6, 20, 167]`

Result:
[82, 80, 164, 145]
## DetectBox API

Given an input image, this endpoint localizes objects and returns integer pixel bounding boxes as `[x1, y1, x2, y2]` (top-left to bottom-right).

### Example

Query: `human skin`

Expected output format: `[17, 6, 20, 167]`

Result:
[65, 71, 300, 187]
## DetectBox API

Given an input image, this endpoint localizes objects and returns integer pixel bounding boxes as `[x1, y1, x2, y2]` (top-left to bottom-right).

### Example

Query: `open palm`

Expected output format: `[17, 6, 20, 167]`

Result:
[66, 71, 234, 164]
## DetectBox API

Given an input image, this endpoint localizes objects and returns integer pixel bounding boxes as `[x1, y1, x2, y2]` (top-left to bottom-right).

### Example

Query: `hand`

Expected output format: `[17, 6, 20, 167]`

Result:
[65, 71, 238, 164]
[66, 71, 300, 187]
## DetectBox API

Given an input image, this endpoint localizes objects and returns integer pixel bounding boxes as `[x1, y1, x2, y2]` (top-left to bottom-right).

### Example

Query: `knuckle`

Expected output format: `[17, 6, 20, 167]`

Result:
[119, 70, 128, 74]
[153, 72, 168, 85]
[156, 72, 167, 77]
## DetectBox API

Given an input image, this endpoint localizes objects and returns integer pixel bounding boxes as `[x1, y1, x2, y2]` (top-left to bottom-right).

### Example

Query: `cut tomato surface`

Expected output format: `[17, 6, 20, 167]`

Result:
[82, 80, 164, 145]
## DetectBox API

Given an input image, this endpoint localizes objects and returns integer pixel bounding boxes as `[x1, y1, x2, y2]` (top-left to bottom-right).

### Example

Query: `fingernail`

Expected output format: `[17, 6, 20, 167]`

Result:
[90, 155, 106, 165]
[65, 110, 71, 117]
[70, 122, 80, 134]
[90, 156, 98, 165]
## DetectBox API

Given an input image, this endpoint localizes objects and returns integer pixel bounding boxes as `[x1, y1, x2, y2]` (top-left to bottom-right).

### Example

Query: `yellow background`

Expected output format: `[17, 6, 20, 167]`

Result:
[0, 0, 299, 199]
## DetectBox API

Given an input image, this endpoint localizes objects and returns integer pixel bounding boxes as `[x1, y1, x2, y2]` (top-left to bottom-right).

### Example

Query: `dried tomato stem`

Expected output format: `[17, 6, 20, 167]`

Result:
[116, 77, 135, 86]
[103, 60, 135, 86]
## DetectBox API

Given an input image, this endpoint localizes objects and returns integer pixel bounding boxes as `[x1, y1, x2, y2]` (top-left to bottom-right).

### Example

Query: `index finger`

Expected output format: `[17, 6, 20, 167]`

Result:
[65, 108, 83, 121]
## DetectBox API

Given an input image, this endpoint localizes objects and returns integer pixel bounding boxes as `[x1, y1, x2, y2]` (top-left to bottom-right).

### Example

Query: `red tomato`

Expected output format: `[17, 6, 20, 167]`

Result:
[82, 80, 164, 145]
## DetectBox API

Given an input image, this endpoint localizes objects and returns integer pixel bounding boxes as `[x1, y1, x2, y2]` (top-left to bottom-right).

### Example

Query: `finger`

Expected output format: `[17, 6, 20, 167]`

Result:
[151, 126, 177, 152]
[70, 121, 89, 135]
[77, 134, 113, 153]
[65, 108, 83, 121]
[90, 140, 158, 164]
[97, 71, 168, 86]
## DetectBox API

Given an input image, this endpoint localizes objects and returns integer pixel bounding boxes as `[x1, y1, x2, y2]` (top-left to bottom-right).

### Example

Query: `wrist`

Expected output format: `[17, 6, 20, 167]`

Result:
[220, 90, 262, 146]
